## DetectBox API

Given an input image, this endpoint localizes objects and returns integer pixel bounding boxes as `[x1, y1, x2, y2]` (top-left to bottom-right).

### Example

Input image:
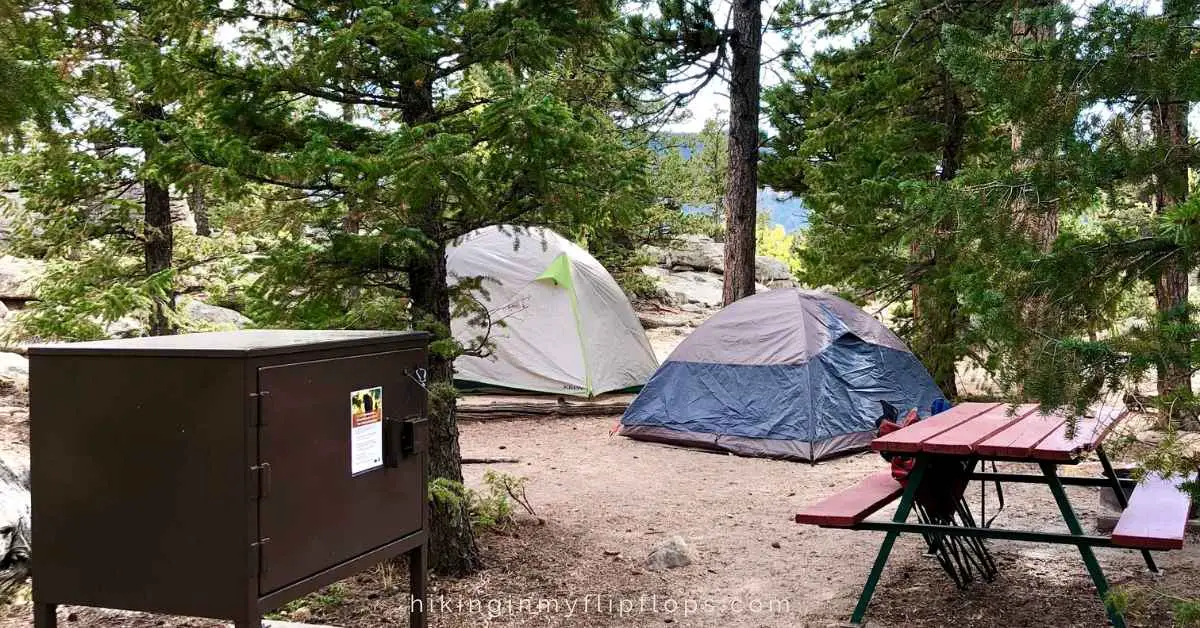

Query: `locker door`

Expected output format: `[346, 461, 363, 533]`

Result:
[257, 349, 426, 593]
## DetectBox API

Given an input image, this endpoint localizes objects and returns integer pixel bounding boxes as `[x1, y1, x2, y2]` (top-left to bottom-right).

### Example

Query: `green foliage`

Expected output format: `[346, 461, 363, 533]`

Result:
[764, 0, 1009, 396]
[428, 471, 536, 533]
[1107, 585, 1200, 627]
[266, 583, 348, 620]
[756, 213, 803, 277]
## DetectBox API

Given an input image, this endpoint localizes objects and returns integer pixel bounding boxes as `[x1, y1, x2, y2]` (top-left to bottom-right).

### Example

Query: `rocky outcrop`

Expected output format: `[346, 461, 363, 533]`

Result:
[754, 255, 795, 288]
[0, 354, 27, 390]
[0, 257, 44, 302]
[181, 299, 253, 329]
[638, 235, 799, 306]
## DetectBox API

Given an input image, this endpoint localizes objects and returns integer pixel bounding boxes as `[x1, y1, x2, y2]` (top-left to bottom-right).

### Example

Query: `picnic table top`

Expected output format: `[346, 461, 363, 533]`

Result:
[871, 402, 1127, 462]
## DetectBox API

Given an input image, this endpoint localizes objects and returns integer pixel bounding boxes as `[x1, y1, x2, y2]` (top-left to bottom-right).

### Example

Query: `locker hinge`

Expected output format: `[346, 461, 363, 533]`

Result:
[250, 462, 271, 499]
[250, 537, 271, 573]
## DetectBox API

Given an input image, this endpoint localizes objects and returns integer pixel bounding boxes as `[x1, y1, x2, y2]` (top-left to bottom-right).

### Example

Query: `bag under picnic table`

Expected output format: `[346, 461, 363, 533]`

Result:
[875, 403, 998, 588]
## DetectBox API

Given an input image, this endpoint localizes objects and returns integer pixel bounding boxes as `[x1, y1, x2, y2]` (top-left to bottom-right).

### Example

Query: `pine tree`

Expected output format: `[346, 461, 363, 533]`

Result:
[939, 0, 1200, 426]
[2, 0, 223, 340]
[177, 0, 651, 575]
[723, 0, 762, 305]
[764, 0, 1008, 398]
[618, 1, 767, 305]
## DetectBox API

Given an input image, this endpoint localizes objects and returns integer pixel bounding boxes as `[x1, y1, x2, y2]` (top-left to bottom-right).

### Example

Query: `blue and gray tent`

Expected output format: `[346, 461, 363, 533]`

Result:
[619, 288, 945, 462]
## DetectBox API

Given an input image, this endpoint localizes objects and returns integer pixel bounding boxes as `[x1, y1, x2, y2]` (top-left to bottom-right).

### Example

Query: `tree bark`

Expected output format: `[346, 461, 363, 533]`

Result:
[1010, 0, 1059, 256]
[136, 101, 175, 336]
[188, 183, 211, 237]
[409, 245, 462, 482]
[721, 0, 761, 306]
[912, 72, 964, 399]
[144, 178, 175, 336]
[398, 71, 479, 575]
[408, 241, 481, 576]
[1150, 98, 1191, 404]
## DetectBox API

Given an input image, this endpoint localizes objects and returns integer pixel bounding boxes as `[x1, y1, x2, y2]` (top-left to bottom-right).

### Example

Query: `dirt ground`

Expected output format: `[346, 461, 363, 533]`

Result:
[5, 412, 1197, 628]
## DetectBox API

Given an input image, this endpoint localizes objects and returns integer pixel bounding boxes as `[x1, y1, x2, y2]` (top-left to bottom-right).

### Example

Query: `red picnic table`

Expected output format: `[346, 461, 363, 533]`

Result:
[795, 402, 1194, 627]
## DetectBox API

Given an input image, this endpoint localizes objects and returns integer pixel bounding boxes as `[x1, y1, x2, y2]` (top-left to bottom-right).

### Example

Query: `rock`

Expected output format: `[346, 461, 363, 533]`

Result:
[1136, 430, 1166, 446]
[104, 316, 146, 339]
[180, 299, 253, 329]
[663, 235, 725, 274]
[639, 245, 668, 266]
[0, 448, 30, 596]
[754, 256, 795, 287]
[0, 257, 44, 301]
[638, 311, 698, 329]
[0, 353, 28, 389]
[639, 266, 671, 280]
[645, 535, 694, 570]
[0, 301, 8, 319]
[650, 270, 724, 308]
[770, 540, 781, 549]
[1179, 432, 1200, 459]
[1116, 413, 1157, 436]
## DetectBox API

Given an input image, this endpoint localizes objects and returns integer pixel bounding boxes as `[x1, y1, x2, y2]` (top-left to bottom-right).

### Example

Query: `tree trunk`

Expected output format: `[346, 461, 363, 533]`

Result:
[722, 0, 761, 306]
[144, 178, 175, 336]
[1010, 0, 1060, 256]
[138, 101, 175, 336]
[407, 235, 480, 576]
[399, 67, 478, 576]
[1150, 97, 1191, 405]
[188, 183, 210, 237]
[912, 72, 964, 400]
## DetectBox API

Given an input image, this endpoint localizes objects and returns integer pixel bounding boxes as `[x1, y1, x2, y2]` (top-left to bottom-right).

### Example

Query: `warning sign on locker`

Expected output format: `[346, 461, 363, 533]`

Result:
[350, 386, 383, 474]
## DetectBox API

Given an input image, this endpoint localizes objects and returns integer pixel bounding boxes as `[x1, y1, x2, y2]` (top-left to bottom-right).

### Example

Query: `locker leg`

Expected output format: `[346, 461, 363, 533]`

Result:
[409, 543, 428, 628]
[233, 609, 262, 628]
[34, 602, 56, 628]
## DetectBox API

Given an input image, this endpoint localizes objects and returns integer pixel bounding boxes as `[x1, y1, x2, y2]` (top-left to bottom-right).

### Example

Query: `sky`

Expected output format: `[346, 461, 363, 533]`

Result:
[667, 1, 791, 133]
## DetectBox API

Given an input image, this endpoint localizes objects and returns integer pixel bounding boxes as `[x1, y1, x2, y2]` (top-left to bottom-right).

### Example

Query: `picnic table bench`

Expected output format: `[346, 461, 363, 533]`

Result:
[795, 402, 1194, 627]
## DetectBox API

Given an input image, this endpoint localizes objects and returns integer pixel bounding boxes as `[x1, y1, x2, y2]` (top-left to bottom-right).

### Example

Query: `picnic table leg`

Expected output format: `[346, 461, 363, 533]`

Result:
[1040, 462, 1126, 628]
[848, 456, 928, 626]
[1096, 446, 1159, 574]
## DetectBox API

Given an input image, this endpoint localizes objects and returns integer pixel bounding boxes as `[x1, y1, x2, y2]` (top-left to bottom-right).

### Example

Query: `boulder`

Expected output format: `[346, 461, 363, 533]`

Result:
[104, 316, 146, 339]
[0, 257, 44, 301]
[754, 255, 795, 288]
[0, 354, 27, 390]
[181, 299, 253, 329]
[646, 269, 724, 308]
[0, 449, 30, 596]
[1178, 432, 1200, 459]
[663, 235, 724, 274]
[646, 535, 694, 570]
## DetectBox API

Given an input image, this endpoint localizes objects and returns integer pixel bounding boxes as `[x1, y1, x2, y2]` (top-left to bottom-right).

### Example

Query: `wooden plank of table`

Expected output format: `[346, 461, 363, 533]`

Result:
[1028, 406, 1127, 462]
[975, 407, 1067, 459]
[871, 402, 1001, 454]
[921, 404, 1041, 455]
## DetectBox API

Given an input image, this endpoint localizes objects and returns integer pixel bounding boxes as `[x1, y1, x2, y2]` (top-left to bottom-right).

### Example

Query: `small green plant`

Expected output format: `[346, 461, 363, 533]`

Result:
[265, 583, 348, 620]
[1107, 585, 1200, 627]
[429, 472, 536, 533]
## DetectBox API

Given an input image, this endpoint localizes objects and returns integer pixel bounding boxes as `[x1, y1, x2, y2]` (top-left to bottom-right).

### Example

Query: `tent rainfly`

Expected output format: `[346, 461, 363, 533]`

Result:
[447, 225, 659, 397]
[619, 288, 945, 462]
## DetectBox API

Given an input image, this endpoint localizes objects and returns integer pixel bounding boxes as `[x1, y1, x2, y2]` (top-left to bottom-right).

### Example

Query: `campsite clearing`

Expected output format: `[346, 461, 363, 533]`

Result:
[9, 414, 1197, 628]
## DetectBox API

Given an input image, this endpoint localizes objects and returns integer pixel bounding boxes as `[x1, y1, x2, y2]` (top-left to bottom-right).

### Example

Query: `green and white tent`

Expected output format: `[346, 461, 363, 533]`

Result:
[447, 225, 659, 397]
